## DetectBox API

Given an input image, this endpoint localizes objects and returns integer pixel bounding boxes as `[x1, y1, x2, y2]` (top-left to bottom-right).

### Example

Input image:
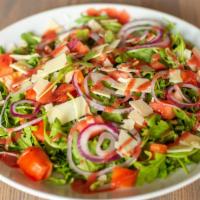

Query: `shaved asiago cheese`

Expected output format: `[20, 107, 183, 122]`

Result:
[184, 49, 192, 60]
[44, 103, 53, 112]
[10, 53, 39, 61]
[92, 87, 112, 98]
[179, 134, 200, 149]
[103, 58, 113, 68]
[115, 129, 138, 157]
[129, 100, 153, 117]
[44, 19, 64, 33]
[169, 69, 183, 83]
[32, 53, 67, 81]
[47, 96, 90, 124]
[87, 19, 104, 32]
[65, 70, 74, 83]
[33, 78, 50, 100]
[128, 110, 144, 126]
[121, 119, 135, 131]
[10, 62, 29, 74]
[167, 144, 193, 153]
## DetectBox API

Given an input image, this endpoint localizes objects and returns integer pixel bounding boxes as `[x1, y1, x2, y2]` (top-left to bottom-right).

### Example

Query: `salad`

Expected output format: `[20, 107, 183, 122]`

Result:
[0, 7, 200, 193]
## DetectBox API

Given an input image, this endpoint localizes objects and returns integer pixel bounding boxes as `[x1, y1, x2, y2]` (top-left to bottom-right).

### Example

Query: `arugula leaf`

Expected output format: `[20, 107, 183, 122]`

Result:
[0, 82, 8, 100]
[134, 153, 167, 185]
[105, 30, 115, 43]
[174, 109, 196, 131]
[26, 56, 39, 67]
[21, 32, 40, 46]
[76, 29, 89, 41]
[127, 48, 155, 63]
[100, 19, 122, 33]
[102, 112, 123, 123]
[44, 118, 67, 150]
[83, 51, 97, 61]
[115, 52, 129, 63]
[0, 46, 5, 54]
[72, 133, 104, 172]
[16, 126, 39, 150]
[76, 14, 108, 24]
[171, 33, 186, 63]
[154, 78, 170, 99]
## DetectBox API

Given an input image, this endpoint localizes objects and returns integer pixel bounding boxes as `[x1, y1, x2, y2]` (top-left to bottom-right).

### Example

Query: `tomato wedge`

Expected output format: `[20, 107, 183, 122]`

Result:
[181, 70, 198, 85]
[52, 83, 77, 104]
[32, 121, 45, 142]
[112, 167, 138, 188]
[150, 54, 166, 70]
[0, 54, 13, 77]
[150, 101, 175, 120]
[17, 147, 52, 181]
[150, 143, 168, 154]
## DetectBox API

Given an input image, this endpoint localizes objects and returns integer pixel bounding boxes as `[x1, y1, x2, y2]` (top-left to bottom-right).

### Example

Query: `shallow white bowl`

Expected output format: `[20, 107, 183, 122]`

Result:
[0, 3, 200, 200]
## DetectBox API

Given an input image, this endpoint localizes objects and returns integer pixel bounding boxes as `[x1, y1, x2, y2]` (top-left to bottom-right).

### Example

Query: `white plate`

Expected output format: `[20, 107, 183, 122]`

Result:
[0, 3, 200, 200]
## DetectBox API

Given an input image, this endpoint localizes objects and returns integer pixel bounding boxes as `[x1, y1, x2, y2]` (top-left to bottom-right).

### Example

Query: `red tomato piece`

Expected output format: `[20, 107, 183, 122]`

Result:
[150, 143, 168, 154]
[181, 70, 198, 85]
[0, 54, 13, 77]
[112, 167, 138, 188]
[150, 54, 166, 70]
[17, 147, 52, 181]
[32, 121, 45, 142]
[150, 101, 175, 120]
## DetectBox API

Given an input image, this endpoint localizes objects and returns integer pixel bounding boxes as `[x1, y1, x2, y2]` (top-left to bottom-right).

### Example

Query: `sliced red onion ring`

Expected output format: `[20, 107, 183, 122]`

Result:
[67, 124, 136, 177]
[123, 26, 163, 45]
[167, 84, 200, 108]
[77, 123, 119, 163]
[96, 132, 116, 156]
[127, 35, 170, 50]
[151, 70, 179, 109]
[119, 19, 164, 37]
[8, 116, 43, 133]
[10, 100, 40, 119]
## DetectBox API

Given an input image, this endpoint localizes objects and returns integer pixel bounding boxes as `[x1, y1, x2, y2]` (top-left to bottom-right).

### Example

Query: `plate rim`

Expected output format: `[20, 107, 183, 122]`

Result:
[0, 3, 200, 200]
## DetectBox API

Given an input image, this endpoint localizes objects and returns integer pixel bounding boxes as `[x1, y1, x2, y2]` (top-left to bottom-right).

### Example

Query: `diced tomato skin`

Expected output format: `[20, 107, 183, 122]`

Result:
[42, 30, 57, 42]
[112, 167, 138, 188]
[118, 10, 130, 24]
[25, 88, 36, 101]
[86, 8, 100, 16]
[17, 147, 52, 181]
[150, 54, 166, 70]
[0, 54, 13, 77]
[32, 121, 45, 142]
[181, 70, 198, 85]
[150, 143, 168, 154]
[150, 101, 175, 120]
[109, 70, 130, 81]
[52, 83, 77, 104]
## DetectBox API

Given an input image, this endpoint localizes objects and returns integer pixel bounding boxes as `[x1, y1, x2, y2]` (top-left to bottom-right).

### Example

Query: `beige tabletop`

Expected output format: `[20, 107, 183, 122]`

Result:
[0, 0, 200, 199]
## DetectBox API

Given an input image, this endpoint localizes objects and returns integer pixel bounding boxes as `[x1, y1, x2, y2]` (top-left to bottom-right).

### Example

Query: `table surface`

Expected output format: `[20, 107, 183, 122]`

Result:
[0, 0, 200, 199]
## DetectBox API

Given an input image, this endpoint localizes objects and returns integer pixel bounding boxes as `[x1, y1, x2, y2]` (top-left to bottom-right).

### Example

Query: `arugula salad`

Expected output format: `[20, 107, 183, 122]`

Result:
[0, 7, 200, 193]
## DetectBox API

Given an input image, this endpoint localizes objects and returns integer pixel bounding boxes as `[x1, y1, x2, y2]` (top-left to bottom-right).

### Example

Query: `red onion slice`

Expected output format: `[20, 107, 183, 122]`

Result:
[151, 70, 179, 109]
[127, 34, 170, 50]
[10, 100, 40, 119]
[67, 123, 135, 177]
[77, 123, 119, 163]
[167, 84, 200, 108]
[119, 19, 164, 35]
